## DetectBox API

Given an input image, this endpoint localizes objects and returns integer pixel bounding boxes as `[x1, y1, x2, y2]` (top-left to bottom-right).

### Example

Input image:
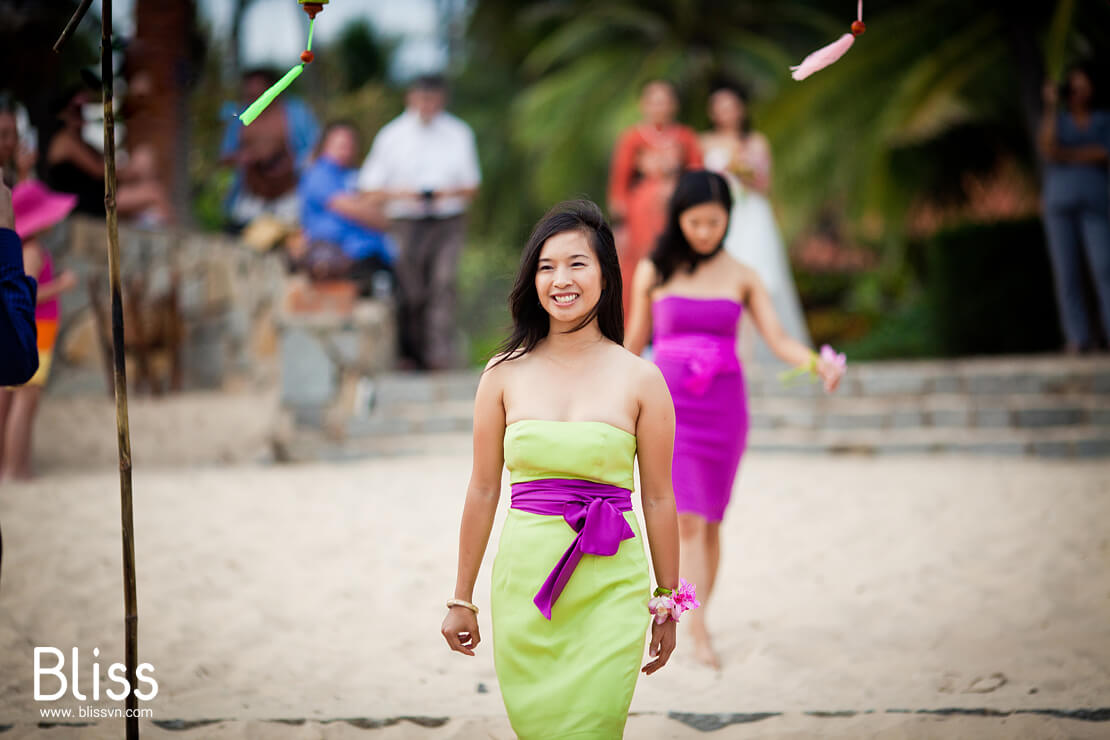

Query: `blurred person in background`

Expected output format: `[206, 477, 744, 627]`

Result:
[220, 68, 319, 231]
[0, 98, 36, 188]
[0, 173, 39, 387]
[626, 170, 843, 668]
[0, 171, 36, 589]
[296, 120, 394, 296]
[609, 80, 702, 322]
[700, 81, 811, 363]
[1039, 63, 1110, 353]
[43, 86, 171, 224]
[357, 74, 480, 371]
[0, 181, 78, 482]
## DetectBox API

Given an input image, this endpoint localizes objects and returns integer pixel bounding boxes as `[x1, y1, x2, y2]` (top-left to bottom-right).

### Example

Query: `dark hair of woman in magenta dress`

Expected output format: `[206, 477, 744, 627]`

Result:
[651, 170, 733, 281]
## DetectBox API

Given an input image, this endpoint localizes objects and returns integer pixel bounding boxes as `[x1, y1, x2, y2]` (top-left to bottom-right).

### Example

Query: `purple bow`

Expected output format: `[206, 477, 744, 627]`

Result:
[510, 479, 635, 620]
[654, 334, 739, 395]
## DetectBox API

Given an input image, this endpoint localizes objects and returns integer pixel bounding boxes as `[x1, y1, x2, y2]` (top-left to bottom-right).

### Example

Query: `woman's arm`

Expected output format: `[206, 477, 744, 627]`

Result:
[682, 127, 703, 170]
[744, 267, 842, 389]
[624, 259, 657, 356]
[326, 192, 390, 231]
[35, 271, 78, 303]
[608, 131, 638, 220]
[442, 360, 507, 656]
[1053, 145, 1109, 165]
[22, 246, 77, 303]
[635, 363, 679, 675]
[744, 266, 813, 367]
[1038, 82, 1060, 162]
[737, 133, 771, 194]
[636, 365, 678, 589]
[52, 133, 107, 179]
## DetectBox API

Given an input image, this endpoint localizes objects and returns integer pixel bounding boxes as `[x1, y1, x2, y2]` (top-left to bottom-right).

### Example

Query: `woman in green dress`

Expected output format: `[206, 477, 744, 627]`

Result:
[441, 200, 686, 738]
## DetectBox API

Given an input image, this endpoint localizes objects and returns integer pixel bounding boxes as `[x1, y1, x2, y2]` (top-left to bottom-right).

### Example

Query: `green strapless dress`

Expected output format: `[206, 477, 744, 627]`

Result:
[492, 420, 651, 739]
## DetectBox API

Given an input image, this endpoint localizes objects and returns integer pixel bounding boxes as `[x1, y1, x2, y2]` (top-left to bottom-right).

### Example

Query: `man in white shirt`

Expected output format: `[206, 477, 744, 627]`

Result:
[357, 75, 480, 370]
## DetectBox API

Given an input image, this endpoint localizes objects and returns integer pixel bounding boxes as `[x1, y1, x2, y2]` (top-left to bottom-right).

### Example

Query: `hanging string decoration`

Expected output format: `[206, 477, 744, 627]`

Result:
[238, 1, 328, 125]
[790, 1, 865, 81]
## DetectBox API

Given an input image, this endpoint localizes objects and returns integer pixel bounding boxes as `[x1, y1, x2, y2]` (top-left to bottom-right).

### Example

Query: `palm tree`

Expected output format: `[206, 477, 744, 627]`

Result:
[464, 0, 1109, 255]
[505, 0, 823, 210]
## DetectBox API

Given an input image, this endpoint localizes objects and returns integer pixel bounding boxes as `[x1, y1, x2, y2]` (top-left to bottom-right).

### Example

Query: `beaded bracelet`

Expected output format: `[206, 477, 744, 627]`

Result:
[446, 598, 479, 615]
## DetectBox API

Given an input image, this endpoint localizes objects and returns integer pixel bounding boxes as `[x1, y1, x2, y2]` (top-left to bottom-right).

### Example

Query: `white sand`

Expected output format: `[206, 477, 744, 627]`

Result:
[1, 449, 1108, 738]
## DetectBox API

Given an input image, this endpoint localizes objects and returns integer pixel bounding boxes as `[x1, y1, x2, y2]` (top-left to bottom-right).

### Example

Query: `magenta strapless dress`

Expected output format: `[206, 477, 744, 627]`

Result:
[652, 296, 748, 522]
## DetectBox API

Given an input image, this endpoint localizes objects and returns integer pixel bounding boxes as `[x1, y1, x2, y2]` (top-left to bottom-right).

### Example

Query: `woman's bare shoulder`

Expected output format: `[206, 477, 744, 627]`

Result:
[613, 343, 666, 388]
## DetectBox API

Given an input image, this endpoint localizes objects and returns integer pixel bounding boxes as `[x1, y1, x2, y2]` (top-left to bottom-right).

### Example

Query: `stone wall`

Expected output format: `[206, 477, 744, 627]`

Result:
[44, 217, 400, 444]
[48, 217, 287, 396]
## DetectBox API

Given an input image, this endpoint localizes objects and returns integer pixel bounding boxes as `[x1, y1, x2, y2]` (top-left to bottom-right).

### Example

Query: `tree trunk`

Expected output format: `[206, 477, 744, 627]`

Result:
[999, 5, 1047, 177]
[130, 0, 199, 225]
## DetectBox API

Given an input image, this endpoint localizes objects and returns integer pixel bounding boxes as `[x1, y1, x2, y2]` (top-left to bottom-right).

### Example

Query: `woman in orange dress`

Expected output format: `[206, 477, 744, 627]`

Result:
[608, 81, 702, 322]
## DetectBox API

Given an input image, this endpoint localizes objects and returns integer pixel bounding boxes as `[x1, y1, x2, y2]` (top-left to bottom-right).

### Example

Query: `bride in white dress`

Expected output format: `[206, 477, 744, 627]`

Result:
[700, 84, 811, 363]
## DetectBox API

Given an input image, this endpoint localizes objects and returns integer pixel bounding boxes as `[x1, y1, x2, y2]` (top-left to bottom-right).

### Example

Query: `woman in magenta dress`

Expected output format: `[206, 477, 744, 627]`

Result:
[626, 171, 841, 667]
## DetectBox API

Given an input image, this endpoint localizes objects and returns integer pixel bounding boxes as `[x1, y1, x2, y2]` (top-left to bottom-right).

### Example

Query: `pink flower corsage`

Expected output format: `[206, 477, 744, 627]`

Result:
[778, 344, 847, 392]
[648, 579, 701, 624]
[818, 344, 847, 392]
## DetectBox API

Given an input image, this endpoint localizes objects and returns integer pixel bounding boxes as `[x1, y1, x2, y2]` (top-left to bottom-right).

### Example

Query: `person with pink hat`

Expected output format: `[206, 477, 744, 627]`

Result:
[0, 179, 78, 481]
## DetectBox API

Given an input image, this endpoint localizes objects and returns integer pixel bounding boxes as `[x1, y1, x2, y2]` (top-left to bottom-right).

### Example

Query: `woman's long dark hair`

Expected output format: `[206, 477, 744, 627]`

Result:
[491, 199, 623, 367]
[651, 170, 733, 284]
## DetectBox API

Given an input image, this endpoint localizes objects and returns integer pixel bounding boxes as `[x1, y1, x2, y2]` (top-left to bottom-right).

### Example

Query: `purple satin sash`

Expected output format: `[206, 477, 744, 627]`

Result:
[510, 478, 635, 620]
[653, 333, 740, 395]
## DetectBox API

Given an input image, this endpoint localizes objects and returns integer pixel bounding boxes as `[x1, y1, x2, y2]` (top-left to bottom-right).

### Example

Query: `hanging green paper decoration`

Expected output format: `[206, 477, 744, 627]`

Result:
[238, 1, 328, 125]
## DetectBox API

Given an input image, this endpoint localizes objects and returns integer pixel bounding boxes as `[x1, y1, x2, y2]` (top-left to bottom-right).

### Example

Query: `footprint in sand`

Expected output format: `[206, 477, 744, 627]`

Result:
[964, 673, 1007, 693]
[936, 671, 961, 694]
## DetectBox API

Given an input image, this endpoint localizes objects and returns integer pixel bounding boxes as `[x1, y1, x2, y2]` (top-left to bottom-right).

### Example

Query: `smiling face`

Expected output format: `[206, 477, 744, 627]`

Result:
[407, 87, 446, 123]
[708, 89, 746, 132]
[640, 82, 678, 127]
[535, 230, 603, 325]
[678, 202, 730, 255]
[321, 125, 358, 168]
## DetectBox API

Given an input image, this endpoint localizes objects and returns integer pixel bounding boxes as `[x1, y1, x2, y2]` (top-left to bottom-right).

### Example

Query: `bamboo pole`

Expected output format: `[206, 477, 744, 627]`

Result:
[99, 1, 140, 735]
[54, 1, 140, 736]
[52, 0, 94, 53]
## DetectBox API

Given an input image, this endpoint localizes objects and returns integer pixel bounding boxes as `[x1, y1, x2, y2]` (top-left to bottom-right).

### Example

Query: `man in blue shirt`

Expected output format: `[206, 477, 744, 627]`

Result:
[297, 121, 393, 294]
[0, 172, 38, 386]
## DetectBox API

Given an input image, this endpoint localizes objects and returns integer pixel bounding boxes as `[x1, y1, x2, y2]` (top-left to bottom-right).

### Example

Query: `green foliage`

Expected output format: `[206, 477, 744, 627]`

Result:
[321, 20, 397, 93]
[925, 217, 1061, 356]
[457, 237, 519, 366]
[838, 295, 943, 361]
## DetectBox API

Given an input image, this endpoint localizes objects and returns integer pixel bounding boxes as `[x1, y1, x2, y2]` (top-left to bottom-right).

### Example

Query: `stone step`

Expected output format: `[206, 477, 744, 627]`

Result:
[294, 424, 1110, 460]
[353, 393, 1110, 436]
[367, 355, 1110, 405]
[313, 356, 1110, 458]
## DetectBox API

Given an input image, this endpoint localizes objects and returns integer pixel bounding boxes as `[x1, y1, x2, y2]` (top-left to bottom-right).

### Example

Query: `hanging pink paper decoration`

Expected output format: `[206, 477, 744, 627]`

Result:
[790, 1, 866, 81]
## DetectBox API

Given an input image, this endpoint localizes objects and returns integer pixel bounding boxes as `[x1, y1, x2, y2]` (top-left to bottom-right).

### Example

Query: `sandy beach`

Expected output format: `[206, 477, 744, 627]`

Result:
[1, 449, 1108, 738]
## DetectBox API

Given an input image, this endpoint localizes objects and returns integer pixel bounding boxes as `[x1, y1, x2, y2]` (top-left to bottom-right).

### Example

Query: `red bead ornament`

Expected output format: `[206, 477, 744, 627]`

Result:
[302, 2, 324, 19]
[300, 50, 315, 64]
[851, 20, 866, 35]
